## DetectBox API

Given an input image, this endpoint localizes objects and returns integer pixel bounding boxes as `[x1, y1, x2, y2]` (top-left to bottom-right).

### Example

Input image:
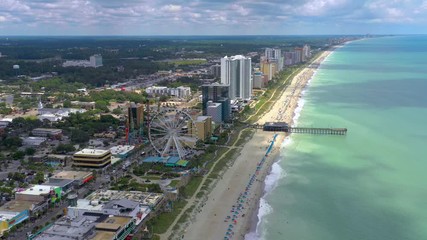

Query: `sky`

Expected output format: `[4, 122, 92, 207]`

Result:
[0, 0, 427, 35]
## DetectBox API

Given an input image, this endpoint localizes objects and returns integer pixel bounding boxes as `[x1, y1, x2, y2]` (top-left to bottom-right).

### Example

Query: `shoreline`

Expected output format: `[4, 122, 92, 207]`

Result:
[170, 48, 337, 240]
[244, 48, 338, 239]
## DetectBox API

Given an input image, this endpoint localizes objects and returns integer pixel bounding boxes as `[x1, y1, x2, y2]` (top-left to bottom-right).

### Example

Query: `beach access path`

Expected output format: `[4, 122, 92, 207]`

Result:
[164, 50, 334, 240]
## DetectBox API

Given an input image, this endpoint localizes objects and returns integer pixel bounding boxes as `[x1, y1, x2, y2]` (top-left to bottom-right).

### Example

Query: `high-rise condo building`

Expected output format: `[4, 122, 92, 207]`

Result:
[265, 48, 284, 70]
[127, 102, 144, 129]
[220, 55, 252, 100]
[90, 54, 103, 68]
[202, 83, 231, 122]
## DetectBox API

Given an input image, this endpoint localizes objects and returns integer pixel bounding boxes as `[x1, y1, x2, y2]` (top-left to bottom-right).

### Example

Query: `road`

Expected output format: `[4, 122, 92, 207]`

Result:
[11, 201, 68, 240]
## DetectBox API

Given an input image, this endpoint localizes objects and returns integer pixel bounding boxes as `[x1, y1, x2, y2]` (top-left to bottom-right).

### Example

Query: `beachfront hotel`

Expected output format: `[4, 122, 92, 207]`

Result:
[72, 149, 112, 168]
[220, 55, 252, 100]
[201, 83, 231, 122]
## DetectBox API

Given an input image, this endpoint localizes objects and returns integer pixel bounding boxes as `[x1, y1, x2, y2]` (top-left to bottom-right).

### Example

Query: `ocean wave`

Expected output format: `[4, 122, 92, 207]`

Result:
[245, 161, 286, 240]
[292, 98, 305, 127]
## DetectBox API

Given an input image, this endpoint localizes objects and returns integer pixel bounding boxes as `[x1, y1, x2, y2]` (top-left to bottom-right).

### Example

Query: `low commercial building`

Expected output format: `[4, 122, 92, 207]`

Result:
[0, 202, 31, 237]
[145, 86, 191, 98]
[32, 128, 62, 139]
[15, 185, 62, 204]
[72, 149, 112, 168]
[86, 190, 165, 211]
[21, 137, 47, 147]
[34, 214, 135, 240]
[50, 171, 94, 186]
[109, 145, 135, 159]
[67, 198, 149, 227]
[263, 122, 289, 132]
[92, 216, 135, 240]
[42, 179, 75, 196]
[0, 119, 12, 128]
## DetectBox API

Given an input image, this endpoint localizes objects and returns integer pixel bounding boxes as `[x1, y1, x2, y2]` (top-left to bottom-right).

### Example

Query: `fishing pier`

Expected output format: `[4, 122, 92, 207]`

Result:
[251, 122, 347, 135]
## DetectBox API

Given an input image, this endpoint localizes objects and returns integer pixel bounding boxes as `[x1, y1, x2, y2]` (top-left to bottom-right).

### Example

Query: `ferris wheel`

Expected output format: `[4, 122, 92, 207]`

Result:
[148, 109, 197, 160]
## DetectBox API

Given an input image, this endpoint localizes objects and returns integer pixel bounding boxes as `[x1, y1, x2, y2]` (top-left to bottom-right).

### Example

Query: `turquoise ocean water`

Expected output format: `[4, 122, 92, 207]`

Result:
[248, 36, 427, 240]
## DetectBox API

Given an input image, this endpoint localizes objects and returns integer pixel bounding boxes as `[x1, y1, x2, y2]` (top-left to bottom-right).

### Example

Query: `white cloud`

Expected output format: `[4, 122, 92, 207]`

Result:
[0, 0, 426, 34]
[161, 4, 182, 13]
[230, 4, 250, 16]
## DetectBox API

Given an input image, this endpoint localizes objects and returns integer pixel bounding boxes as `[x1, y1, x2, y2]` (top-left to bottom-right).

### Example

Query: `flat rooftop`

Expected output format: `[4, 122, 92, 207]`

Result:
[91, 231, 115, 240]
[42, 179, 74, 188]
[34, 215, 99, 240]
[32, 128, 62, 132]
[0, 200, 37, 213]
[196, 116, 211, 122]
[86, 190, 164, 207]
[74, 149, 110, 157]
[95, 216, 131, 231]
[109, 145, 135, 155]
[71, 199, 103, 211]
[51, 171, 92, 180]
[17, 185, 56, 196]
[0, 213, 17, 222]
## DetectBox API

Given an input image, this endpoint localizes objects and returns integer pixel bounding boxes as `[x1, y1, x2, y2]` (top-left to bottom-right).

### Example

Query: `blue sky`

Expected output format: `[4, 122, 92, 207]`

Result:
[0, 0, 427, 35]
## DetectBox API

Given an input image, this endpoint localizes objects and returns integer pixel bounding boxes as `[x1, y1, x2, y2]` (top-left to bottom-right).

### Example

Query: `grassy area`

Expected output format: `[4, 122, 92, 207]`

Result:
[205, 147, 228, 170]
[169, 180, 180, 188]
[235, 129, 255, 147]
[181, 176, 203, 198]
[142, 175, 162, 180]
[170, 59, 207, 66]
[149, 199, 188, 234]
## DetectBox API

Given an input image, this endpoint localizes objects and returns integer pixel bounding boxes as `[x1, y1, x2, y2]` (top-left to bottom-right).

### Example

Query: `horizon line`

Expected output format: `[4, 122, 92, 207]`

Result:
[0, 33, 411, 38]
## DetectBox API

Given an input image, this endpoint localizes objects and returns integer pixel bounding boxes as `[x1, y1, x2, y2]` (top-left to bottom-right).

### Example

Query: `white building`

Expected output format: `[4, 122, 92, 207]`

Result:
[265, 48, 284, 71]
[37, 108, 86, 122]
[303, 45, 312, 59]
[220, 55, 252, 100]
[206, 101, 223, 123]
[22, 137, 47, 146]
[63, 54, 103, 68]
[265, 48, 281, 60]
[145, 86, 191, 98]
[89, 54, 103, 68]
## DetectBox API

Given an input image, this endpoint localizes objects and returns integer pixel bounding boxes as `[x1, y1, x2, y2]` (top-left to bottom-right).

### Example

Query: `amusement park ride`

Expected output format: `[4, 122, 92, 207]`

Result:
[125, 101, 198, 160]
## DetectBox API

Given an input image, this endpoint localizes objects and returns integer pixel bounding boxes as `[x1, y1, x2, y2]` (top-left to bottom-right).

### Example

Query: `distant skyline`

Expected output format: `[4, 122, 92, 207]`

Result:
[1, 0, 427, 35]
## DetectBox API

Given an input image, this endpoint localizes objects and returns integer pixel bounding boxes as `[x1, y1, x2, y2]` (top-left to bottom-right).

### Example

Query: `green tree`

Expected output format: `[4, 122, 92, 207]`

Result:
[63, 100, 72, 108]
[55, 144, 75, 154]
[12, 151, 25, 160]
[33, 172, 45, 184]
[112, 108, 122, 115]
[25, 148, 36, 156]
[2, 136, 23, 148]
[95, 100, 110, 112]
[71, 129, 90, 144]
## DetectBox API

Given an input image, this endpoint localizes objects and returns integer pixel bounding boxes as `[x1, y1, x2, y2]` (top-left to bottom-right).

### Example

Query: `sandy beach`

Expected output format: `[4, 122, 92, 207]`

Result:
[167, 50, 334, 240]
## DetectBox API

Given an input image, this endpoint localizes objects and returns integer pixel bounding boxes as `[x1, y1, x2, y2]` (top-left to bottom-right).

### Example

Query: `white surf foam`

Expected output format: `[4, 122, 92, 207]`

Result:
[245, 161, 287, 240]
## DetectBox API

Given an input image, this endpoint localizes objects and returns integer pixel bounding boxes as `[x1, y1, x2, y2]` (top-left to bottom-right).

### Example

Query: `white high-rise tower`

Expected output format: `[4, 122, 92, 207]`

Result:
[220, 55, 252, 100]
